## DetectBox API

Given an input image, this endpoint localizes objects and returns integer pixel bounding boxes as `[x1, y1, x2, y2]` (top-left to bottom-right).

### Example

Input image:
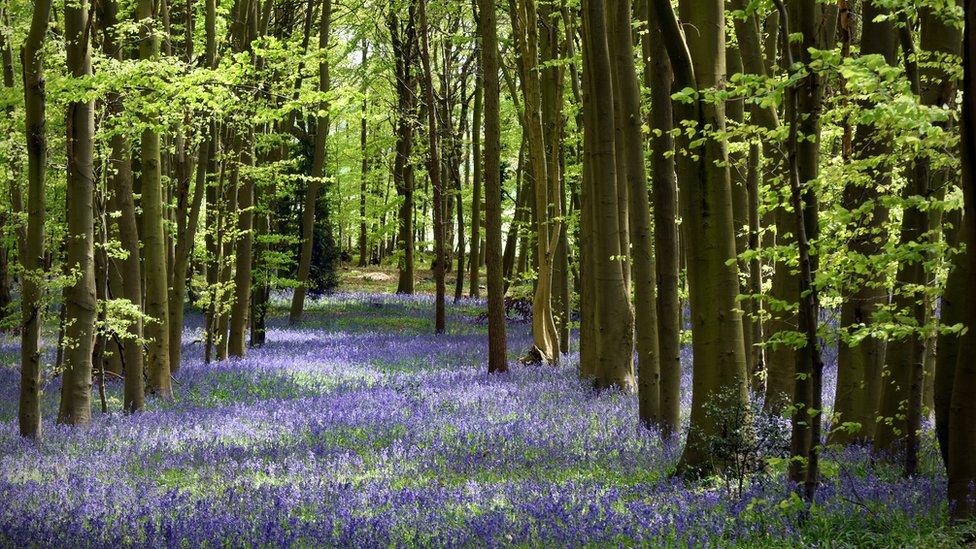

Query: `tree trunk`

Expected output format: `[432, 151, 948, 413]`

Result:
[610, 0, 660, 425]
[639, 0, 681, 435]
[776, 0, 829, 501]
[100, 0, 145, 412]
[873, 22, 936, 471]
[18, 0, 51, 438]
[580, 0, 635, 390]
[418, 0, 446, 334]
[651, 0, 749, 473]
[228, 136, 255, 357]
[936, 209, 965, 469]
[391, 5, 417, 295]
[139, 0, 173, 398]
[290, 0, 333, 323]
[833, 0, 897, 442]
[727, 45, 756, 377]
[513, 0, 560, 363]
[503, 139, 527, 288]
[949, 0, 976, 517]
[469, 51, 483, 298]
[359, 42, 370, 268]
[479, 0, 507, 373]
[0, 21, 12, 319]
[59, 0, 98, 425]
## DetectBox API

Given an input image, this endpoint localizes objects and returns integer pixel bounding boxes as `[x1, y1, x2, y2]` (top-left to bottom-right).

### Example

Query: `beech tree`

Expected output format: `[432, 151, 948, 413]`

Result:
[18, 0, 51, 438]
[290, 0, 333, 324]
[650, 0, 749, 471]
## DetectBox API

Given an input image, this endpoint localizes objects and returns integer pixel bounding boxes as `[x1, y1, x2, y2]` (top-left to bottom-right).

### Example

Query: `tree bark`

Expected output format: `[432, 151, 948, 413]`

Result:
[469, 46, 483, 298]
[99, 0, 145, 412]
[228, 136, 255, 357]
[949, 0, 976, 517]
[651, 0, 749, 473]
[59, 0, 98, 425]
[580, 0, 636, 390]
[359, 42, 370, 268]
[610, 0, 660, 425]
[479, 0, 507, 373]
[18, 0, 51, 440]
[833, 0, 897, 442]
[139, 0, 173, 398]
[391, 4, 417, 295]
[513, 0, 561, 363]
[639, 0, 681, 435]
[290, 0, 333, 323]
[418, 0, 446, 334]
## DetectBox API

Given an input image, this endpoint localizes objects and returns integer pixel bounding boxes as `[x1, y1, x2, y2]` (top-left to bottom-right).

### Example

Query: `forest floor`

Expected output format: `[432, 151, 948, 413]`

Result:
[0, 270, 967, 546]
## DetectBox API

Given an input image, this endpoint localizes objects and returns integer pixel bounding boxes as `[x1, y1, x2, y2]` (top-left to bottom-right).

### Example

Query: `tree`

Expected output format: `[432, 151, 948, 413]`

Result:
[359, 42, 370, 269]
[99, 0, 145, 412]
[609, 0, 660, 426]
[650, 0, 749, 472]
[512, 0, 561, 363]
[948, 0, 976, 520]
[291, 0, 334, 324]
[469, 40, 483, 299]
[418, 0, 446, 334]
[639, 0, 680, 435]
[833, 0, 897, 442]
[58, 0, 98, 425]
[478, 0, 507, 373]
[390, 2, 418, 295]
[19, 0, 52, 438]
[139, 0, 173, 398]
[773, 0, 828, 501]
[579, 0, 635, 390]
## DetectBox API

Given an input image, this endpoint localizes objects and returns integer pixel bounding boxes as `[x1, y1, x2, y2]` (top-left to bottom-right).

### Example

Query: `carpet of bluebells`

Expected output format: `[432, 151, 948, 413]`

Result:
[0, 293, 963, 547]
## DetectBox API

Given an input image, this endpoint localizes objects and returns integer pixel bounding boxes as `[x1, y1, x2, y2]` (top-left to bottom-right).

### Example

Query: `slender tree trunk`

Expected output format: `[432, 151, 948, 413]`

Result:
[0, 25, 12, 323]
[391, 5, 418, 295]
[729, 0, 777, 404]
[503, 139, 527, 288]
[290, 0, 333, 324]
[479, 0, 506, 372]
[18, 0, 51, 438]
[228, 135, 254, 357]
[214, 150, 237, 360]
[418, 0, 446, 333]
[538, 1, 569, 357]
[470, 50, 483, 298]
[936, 209, 965, 469]
[249, 149, 271, 349]
[359, 42, 370, 268]
[100, 0, 145, 412]
[610, 0, 659, 425]
[59, 0, 98, 425]
[640, 0, 680, 435]
[775, 0, 827, 500]
[167, 0, 205, 373]
[139, 0, 172, 398]
[726, 46, 756, 375]
[170, 130, 207, 371]
[512, 0, 560, 363]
